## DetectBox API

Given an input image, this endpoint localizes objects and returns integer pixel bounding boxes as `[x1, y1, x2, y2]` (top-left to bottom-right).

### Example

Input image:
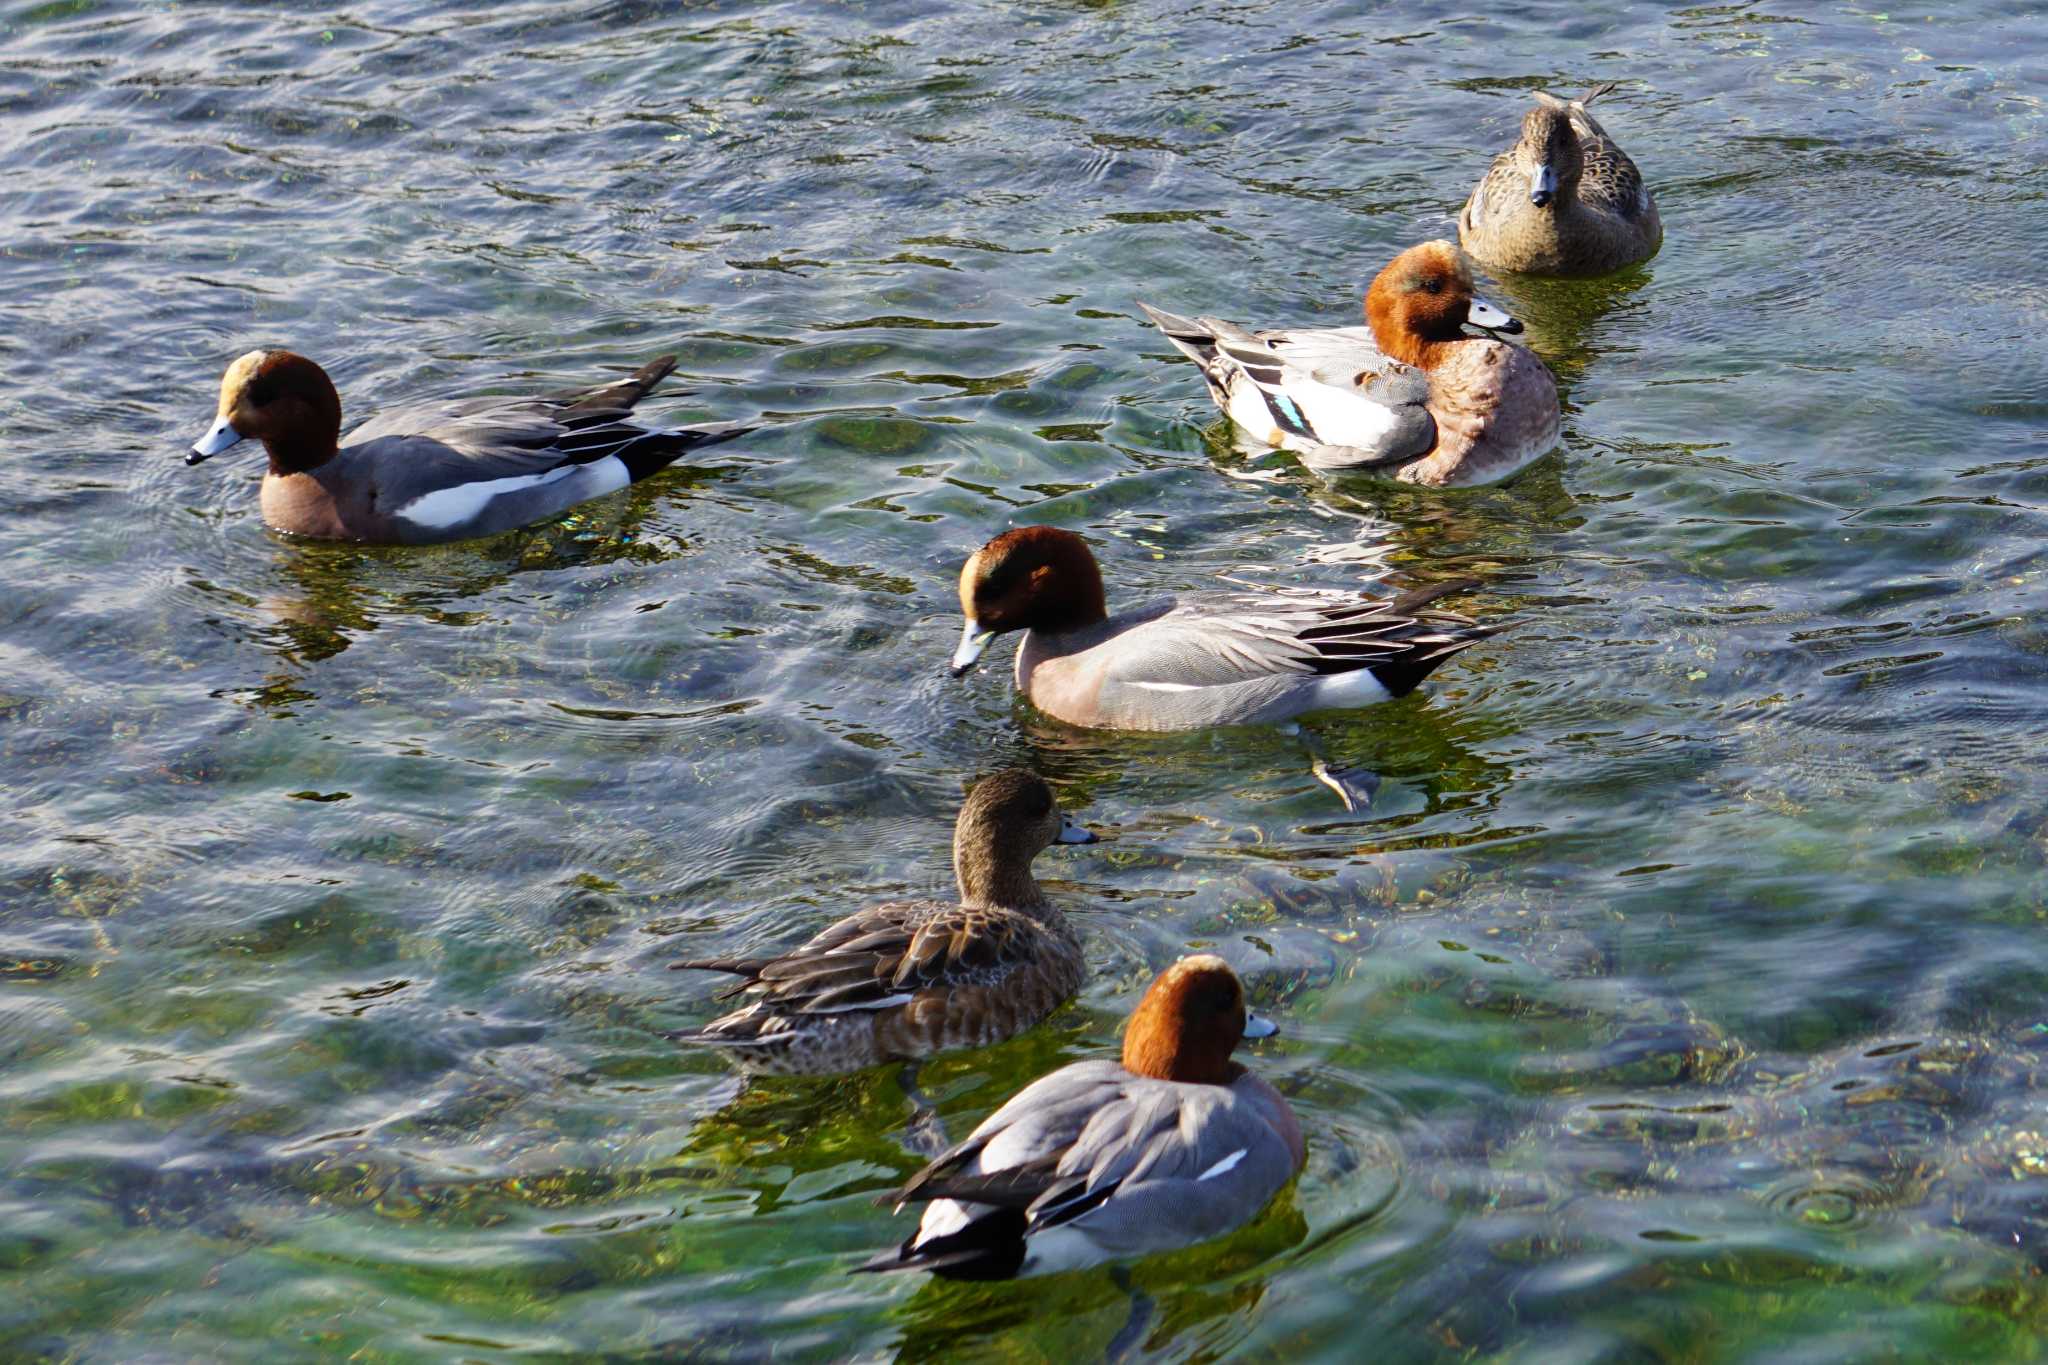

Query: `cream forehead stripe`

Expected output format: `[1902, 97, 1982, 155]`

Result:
[218, 350, 268, 413]
[957, 545, 985, 612]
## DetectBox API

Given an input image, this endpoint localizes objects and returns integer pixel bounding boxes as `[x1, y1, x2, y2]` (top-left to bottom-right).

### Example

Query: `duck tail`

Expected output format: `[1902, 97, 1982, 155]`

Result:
[550, 354, 681, 422]
[610, 421, 754, 482]
[1382, 577, 1482, 618]
[1534, 81, 1619, 112]
[1137, 302, 1220, 365]
[853, 1209, 1029, 1281]
[1366, 578, 1512, 699]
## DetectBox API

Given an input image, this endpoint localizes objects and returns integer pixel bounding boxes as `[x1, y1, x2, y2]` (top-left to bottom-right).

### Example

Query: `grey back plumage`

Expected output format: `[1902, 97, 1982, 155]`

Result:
[882, 1059, 1302, 1270]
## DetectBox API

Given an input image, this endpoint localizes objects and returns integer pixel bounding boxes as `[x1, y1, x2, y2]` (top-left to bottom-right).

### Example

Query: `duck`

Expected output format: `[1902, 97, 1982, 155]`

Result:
[186, 350, 751, 544]
[1458, 83, 1662, 276]
[667, 769, 1097, 1076]
[950, 525, 1502, 732]
[860, 953, 1303, 1279]
[1138, 240, 1560, 486]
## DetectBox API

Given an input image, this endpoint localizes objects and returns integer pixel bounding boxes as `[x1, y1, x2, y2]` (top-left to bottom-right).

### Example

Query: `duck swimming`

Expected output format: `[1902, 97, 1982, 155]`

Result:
[861, 954, 1303, 1279]
[1140, 241, 1560, 486]
[950, 526, 1502, 731]
[950, 526, 1504, 810]
[668, 770, 1096, 1075]
[1459, 83, 1662, 276]
[186, 351, 750, 544]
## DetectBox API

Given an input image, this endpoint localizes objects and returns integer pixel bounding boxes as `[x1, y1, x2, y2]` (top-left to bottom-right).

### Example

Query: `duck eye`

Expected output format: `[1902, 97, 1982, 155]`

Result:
[1421, 277, 1443, 295]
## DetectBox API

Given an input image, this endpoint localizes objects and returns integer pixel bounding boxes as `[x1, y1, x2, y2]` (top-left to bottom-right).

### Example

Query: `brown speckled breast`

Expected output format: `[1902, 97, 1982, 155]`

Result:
[1398, 341, 1560, 488]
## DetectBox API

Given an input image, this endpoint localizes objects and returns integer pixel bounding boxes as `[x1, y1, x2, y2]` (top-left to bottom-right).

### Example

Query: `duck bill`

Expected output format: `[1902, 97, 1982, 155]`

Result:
[950, 620, 994, 677]
[1242, 1012, 1279, 1040]
[187, 417, 245, 465]
[1465, 297, 1524, 337]
[1528, 163, 1558, 208]
[1055, 814, 1098, 845]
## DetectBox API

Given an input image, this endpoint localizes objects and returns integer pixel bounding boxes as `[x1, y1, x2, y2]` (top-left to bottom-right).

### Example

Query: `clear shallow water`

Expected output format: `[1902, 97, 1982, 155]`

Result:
[4, 0, 2047, 1357]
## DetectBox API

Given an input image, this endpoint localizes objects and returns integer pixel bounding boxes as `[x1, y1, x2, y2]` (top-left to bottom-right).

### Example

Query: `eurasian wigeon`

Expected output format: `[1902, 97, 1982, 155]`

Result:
[950, 527, 1504, 810]
[1140, 241, 1560, 486]
[667, 770, 1097, 1076]
[1459, 83, 1662, 276]
[186, 351, 750, 544]
[861, 953, 1302, 1278]
[950, 526, 1503, 731]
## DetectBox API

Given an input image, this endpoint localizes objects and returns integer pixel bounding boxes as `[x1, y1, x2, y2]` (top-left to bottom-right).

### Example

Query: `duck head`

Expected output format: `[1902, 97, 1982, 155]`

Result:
[1519, 103, 1583, 209]
[1122, 954, 1277, 1085]
[950, 526, 1108, 676]
[1364, 241, 1523, 369]
[189, 350, 342, 474]
[952, 768, 1096, 907]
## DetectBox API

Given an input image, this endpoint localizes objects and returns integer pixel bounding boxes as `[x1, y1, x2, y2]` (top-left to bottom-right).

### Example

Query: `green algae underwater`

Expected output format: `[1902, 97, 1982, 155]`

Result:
[3, 0, 2047, 1358]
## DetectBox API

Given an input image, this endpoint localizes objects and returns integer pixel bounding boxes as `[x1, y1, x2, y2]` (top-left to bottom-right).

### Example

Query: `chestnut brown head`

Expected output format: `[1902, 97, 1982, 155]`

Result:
[1121, 954, 1277, 1085]
[189, 350, 343, 474]
[1364, 241, 1522, 368]
[949, 526, 1108, 677]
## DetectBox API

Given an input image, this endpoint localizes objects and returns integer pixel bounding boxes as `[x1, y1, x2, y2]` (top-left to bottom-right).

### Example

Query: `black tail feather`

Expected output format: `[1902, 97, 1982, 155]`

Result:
[613, 423, 755, 482]
[1383, 577, 1481, 618]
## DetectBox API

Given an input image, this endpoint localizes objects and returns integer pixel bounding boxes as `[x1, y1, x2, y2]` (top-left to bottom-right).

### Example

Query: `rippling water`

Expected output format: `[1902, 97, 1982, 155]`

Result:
[4, 0, 2047, 1357]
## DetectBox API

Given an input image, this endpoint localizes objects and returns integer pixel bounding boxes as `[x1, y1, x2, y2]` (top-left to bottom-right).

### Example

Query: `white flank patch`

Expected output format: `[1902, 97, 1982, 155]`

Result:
[396, 457, 628, 531]
[1018, 1226, 1109, 1276]
[1199, 1149, 1249, 1181]
[1308, 668, 1394, 711]
[915, 1199, 971, 1244]
[1129, 680, 1202, 694]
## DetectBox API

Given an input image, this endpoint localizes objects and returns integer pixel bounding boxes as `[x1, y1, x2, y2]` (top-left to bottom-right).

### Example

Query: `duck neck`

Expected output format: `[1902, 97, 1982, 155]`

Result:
[1371, 323, 1462, 372]
[263, 432, 341, 476]
[1028, 569, 1109, 636]
[954, 839, 1047, 911]
[259, 392, 344, 476]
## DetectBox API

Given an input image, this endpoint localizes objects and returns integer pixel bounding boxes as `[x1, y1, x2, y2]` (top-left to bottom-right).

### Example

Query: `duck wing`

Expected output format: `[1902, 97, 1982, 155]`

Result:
[671, 901, 1060, 1015]
[1537, 83, 1653, 221]
[1102, 579, 1496, 693]
[346, 356, 751, 495]
[1461, 142, 1527, 237]
[1138, 304, 1435, 468]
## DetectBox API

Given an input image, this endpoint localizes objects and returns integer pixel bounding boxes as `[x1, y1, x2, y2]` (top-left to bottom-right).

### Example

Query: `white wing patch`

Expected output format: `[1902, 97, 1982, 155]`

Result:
[1199, 1149, 1249, 1181]
[1226, 380, 1285, 444]
[1279, 375, 1403, 450]
[792, 994, 915, 1015]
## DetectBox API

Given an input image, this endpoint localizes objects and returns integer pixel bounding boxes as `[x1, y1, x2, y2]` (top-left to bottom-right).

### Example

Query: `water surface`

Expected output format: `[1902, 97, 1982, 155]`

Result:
[4, 0, 2047, 1358]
